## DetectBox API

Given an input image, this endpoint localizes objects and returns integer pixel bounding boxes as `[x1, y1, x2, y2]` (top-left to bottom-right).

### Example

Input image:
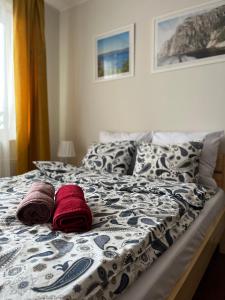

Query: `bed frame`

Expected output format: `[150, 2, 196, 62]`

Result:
[167, 153, 225, 300]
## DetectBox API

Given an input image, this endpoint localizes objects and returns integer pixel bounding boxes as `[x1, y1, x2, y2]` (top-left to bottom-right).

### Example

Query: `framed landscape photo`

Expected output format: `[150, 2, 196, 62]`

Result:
[152, 0, 225, 73]
[95, 24, 134, 82]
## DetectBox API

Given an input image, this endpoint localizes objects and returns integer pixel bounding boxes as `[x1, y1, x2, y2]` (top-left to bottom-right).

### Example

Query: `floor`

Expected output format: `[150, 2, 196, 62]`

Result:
[193, 249, 225, 300]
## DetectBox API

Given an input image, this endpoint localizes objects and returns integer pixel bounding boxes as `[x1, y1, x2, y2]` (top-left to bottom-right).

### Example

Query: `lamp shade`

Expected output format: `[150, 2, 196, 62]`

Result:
[57, 141, 76, 158]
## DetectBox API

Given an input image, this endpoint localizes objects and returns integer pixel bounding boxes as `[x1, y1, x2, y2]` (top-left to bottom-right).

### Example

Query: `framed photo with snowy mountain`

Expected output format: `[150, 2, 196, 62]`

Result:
[95, 24, 134, 82]
[152, 0, 225, 73]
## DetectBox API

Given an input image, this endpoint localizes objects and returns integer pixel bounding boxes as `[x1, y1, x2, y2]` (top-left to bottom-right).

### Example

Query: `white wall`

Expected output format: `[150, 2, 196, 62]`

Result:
[59, 0, 225, 163]
[45, 4, 60, 159]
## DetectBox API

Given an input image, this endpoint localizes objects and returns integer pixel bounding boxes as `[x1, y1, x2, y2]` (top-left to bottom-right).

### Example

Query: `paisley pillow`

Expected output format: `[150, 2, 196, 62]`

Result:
[133, 142, 203, 183]
[33, 161, 76, 174]
[82, 141, 136, 175]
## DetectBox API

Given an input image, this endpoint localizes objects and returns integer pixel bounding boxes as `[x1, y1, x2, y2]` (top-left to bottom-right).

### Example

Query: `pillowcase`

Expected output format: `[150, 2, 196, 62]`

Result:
[152, 131, 224, 187]
[99, 130, 153, 175]
[133, 142, 203, 183]
[99, 130, 152, 143]
[81, 141, 136, 175]
[33, 161, 76, 174]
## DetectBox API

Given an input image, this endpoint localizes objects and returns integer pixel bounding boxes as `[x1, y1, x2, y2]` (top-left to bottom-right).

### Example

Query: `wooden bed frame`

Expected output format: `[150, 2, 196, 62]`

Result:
[168, 153, 225, 300]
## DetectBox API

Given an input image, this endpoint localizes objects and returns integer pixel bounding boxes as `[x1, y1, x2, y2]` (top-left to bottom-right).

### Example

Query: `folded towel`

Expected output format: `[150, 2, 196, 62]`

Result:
[16, 182, 55, 225]
[52, 185, 92, 233]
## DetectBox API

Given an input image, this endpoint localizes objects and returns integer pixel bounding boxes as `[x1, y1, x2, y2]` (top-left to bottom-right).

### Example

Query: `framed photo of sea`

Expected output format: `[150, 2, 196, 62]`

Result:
[152, 0, 225, 73]
[95, 24, 134, 81]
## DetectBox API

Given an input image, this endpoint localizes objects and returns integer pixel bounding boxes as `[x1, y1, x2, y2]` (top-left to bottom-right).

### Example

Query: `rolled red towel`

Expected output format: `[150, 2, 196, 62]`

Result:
[16, 182, 55, 225]
[52, 185, 92, 233]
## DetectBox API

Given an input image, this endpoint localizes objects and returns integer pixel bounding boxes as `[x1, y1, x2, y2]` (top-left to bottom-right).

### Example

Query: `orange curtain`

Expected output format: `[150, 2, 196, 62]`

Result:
[13, 0, 50, 174]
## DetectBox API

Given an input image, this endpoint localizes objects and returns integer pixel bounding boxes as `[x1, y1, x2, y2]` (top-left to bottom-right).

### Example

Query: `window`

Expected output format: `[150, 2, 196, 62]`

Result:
[0, 0, 16, 176]
[0, 22, 5, 129]
[0, 0, 16, 139]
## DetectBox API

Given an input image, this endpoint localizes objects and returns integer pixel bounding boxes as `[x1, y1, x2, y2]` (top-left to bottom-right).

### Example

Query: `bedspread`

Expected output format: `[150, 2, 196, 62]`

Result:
[0, 167, 215, 300]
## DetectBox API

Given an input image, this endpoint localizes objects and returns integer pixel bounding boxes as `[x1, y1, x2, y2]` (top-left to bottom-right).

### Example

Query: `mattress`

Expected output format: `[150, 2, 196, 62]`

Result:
[119, 188, 225, 300]
[0, 165, 217, 299]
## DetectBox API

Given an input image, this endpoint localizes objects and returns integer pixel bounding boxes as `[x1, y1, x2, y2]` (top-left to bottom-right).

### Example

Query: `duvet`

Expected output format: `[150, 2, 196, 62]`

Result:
[0, 165, 215, 300]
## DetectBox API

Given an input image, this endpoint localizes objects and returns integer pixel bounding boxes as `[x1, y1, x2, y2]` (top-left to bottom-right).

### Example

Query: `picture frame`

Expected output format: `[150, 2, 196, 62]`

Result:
[95, 24, 134, 82]
[152, 0, 225, 73]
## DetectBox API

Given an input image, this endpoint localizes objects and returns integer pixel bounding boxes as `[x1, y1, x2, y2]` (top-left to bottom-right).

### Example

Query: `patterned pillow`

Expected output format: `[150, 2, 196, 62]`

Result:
[133, 142, 203, 183]
[82, 141, 136, 175]
[33, 161, 76, 174]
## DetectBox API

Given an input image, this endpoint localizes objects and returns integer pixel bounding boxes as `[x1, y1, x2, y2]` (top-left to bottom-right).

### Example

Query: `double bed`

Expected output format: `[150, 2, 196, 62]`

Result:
[0, 134, 225, 300]
[121, 153, 225, 300]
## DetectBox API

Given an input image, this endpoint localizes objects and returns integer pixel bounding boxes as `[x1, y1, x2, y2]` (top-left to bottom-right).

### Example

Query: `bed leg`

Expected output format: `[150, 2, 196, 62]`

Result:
[219, 229, 225, 255]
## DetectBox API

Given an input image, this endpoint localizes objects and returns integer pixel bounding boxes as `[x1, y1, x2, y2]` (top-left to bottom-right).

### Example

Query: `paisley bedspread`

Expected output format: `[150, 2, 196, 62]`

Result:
[0, 166, 215, 300]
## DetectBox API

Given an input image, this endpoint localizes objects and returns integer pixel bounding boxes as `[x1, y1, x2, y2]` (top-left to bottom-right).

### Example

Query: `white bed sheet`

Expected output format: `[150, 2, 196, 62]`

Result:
[119, 188, 225, 300]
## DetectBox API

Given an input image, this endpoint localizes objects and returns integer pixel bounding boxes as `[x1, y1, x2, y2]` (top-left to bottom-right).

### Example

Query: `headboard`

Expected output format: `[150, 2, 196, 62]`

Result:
[213, 154, 225, 190]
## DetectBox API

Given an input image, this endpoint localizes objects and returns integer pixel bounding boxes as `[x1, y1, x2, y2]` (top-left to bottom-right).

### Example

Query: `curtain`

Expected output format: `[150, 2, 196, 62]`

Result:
[0, 0, 16, 177]
[13, 0, 50, 174]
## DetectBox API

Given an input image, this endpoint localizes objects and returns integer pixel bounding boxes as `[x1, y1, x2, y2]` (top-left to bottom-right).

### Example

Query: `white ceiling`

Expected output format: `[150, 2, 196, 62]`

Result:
[45, 0, 89, 12]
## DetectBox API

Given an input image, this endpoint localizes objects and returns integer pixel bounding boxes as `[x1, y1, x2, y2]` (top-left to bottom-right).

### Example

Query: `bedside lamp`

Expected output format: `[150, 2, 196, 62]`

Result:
[57, 141, 76, 163]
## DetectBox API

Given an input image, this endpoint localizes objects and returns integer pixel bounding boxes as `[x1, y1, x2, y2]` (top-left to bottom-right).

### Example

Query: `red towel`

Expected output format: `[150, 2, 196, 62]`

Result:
[52, 185, 92, 233]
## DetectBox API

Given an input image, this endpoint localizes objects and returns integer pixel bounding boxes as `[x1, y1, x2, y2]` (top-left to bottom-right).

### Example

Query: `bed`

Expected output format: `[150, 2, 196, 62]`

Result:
[0, 138, 224, 300]
[120, 153, 225, 300]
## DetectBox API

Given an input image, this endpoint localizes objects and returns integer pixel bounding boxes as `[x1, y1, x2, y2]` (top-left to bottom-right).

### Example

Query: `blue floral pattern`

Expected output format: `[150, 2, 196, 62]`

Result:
[0, 165, 215, 299]
[133, 141, 203, 183]
[81, 141, 136, 175]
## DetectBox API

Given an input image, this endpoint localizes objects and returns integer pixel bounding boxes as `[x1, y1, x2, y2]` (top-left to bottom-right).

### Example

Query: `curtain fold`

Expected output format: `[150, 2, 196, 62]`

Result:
[13, 0, 50, 174]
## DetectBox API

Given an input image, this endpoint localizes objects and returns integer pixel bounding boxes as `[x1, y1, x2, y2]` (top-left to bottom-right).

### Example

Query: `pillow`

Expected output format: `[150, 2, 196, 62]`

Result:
[99, 130, 152, 143]
[33, 161, 76, 174]
[82, 141, 136, 175]
[133, 142, 203, 183]
[152, 131, 224, 187]
[99, 131, 153, 175]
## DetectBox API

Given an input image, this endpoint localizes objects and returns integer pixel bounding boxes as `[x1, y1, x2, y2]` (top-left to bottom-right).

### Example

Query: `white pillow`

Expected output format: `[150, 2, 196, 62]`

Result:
[152, 131, 224, 188]
[99, 130, 152, 143]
